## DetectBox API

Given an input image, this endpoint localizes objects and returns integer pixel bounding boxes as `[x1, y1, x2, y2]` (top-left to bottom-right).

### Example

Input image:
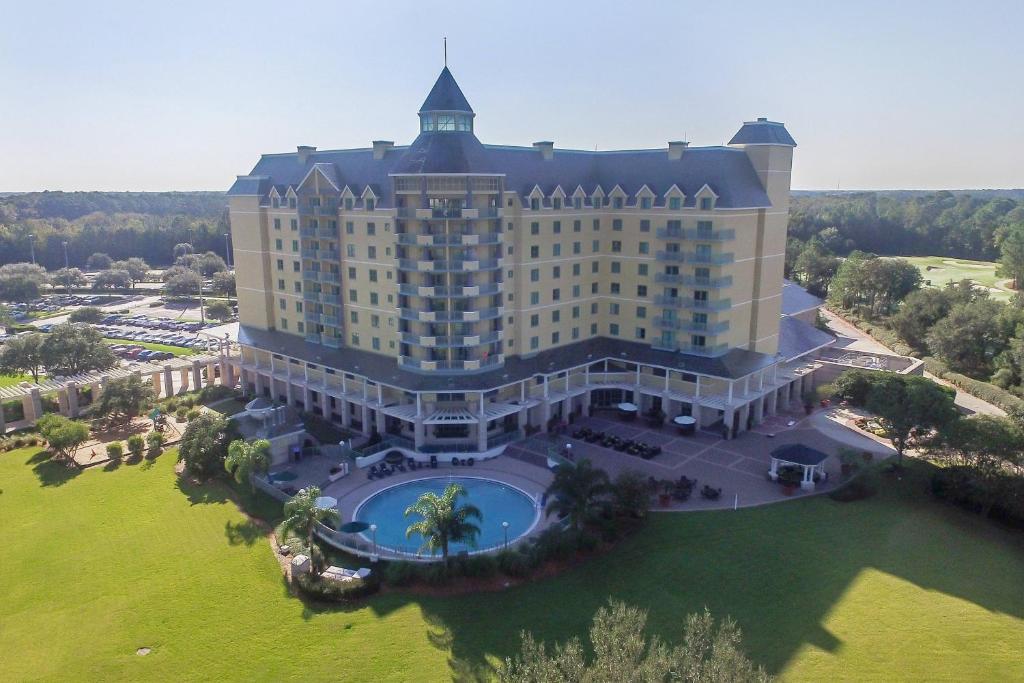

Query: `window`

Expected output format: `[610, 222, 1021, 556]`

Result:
[530, 245, 539, 258]
[531, 222, 540, 235]
[572, 326, 580, 339]
[691, 335, 706, 348]
[292, 261, 300, 272]
[278, 298, 286, 310]
[297, 321, 304, 333]
[640, 219, 650, 232]
[573, 219, 581, 232]
[553, 198, 562, 210]
[591, 302, 599, 314]
[609, 303, 620, 315]
[613, 219, 623, 231]
[610, 282, 620, 294]
[572, 241, 581, 255]
[552, 244, 561, 257]
[553, 288, 561, 301]
[344, 198, 353, 210]
[553, 220, 561, 233]
[638, 263, 648, 276]
[295, 302, 303, 313]
[367, 222, 376, 235]
[368, 246, 377, 259]
[351, 333, 360, 346]
[572, 306, 580, 319]
[700, 197, 713, 210]
[551, 331, 560, 344]
[275, 238, 283, 250]
[291, 219, 297, 230]
[572, 284, 580, 297]
[636, 327, 646, 339]
[609, 323, 620, 335]
[611, 240, 622, 253]
[530, 292, 540, 305]
[553, 265, 561, 278]
[591, 261, 599, 273]
[640, 197, 651, 209]
[530, 314, 539, 327]
[636, 306, 647, 318]
[369, 269, 378, 282]
[366, 199, 375, 211]
[281, 318, 288, 330]
[592, 218, 600, 231]
[591, 282, 599, 294]
[346, 221, 354, 234]
[697, 220, 713, 237]
[277, 279, 285, 290]
[292, 240, 299, 252]
[346, 244, 355, 257]
[574, 197, 582, 209]
[552, 310, 560, 323]
[274, 219, 281, 230]
[592, 240, 600, 253]
[530, 336, 539, 350]
[369, 292, 378, 305]
[613, 197, 624, 209]
[669, 197, 681, 210]
[372, 337, 381, 350]
[611, 261, 621, 274]
[294, 281, 302, 293]
[572, 262, 581, 275]
[350, 311, 359, 323]
[289, 197, 297, 208]
[639, 242, 649, 255]
[637, 285, 647, 297]
[276, 259, 284, 271]
[349, 289, 358, 302]
[590, 323, 598, 335]
[348, 267, 356, 280]
[530, 268, 540, 282]
[530, 198, 540, 210]
[272, 197, 280, 208]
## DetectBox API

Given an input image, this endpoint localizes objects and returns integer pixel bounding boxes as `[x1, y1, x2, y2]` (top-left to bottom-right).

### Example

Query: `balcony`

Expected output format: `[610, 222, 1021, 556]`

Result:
[302, 248, 341, 261]
[315, 271, 341, 284]
[401, 330, 502, 347]
[398, 282, 501, 297]
[652, 318, 730, 334]
[314, 206, 337, 217]
[396, 232, 500, 246]
[398, 258, 501, 272]
[322, 336, 343, 349]
[684, 228, 735, 241]
[677, 342, 730, 356]
[399, 307, 503, 323]
[318, 226, 339, 239]
[656, 226, 684, 239]
[319, 314, 340, 327]
[399, 354, 504, 372]
[300, 227, 318, 238]
[685, 252, 734, 265]
[654, 295, 732, 311]
[655, 251, 686, 262]
[305, 333, 321, 344]
[681, 275, 733, 288]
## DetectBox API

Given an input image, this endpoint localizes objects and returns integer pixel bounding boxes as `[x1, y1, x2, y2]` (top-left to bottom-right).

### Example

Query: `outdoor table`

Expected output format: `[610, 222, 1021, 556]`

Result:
[617, 402, 638, 421]
[673, 415, 696, 435]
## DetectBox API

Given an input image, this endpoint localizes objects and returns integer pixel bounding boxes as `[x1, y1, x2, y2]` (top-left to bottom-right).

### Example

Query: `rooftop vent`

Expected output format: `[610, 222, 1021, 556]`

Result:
[757, 117, 768, 122]
[372, 140, 394, 160]
[668, 140, 689, 160]
[297, 146, 316, 164]
[533, 141, 554, 161]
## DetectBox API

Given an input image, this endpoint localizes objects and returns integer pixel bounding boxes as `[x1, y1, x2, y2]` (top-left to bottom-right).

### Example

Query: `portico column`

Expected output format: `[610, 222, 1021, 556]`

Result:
[723, 406, 735, 439]
[414, 417, 425, 449]
[753, 396, 764, 425]
[691, 402, 702, 428]
[192, 361, 202, 391]
[207, 361, 217, 387]
[0, 402, 5, 435]
[152, 371, 162, 396]
[584, 389, 593, 415]
[477, 421, 487, 452]
[341, 399, 351, 428]
[179, 367, 190, 391]
[254, 371, 266, 397]
[57, 389, 70, 416]
[375, 407, 385, 435]
[361, 403, 371, 435]
[285, 380, 295, 407]
[67, 381, 79, 418]
[766, 388, 778, 417]
[219, 355, 230, 387]
[517, 406, 529, 429]
[738, 403, 750, 433]
[303, 386, 314, 412]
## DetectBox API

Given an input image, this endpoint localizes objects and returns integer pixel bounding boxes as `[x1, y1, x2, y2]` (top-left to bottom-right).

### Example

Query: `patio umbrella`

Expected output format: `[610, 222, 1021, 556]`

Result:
[339, 521, 370, 534]
[314, 496, 338, 510]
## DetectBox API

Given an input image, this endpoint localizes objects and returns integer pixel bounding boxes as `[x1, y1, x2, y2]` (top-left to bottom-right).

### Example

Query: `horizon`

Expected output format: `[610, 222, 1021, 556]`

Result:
[2, 0, 1022, 192]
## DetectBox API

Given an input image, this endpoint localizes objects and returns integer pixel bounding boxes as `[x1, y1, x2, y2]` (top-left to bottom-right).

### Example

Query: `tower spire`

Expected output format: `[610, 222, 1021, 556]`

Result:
[444, 37, 447, 67]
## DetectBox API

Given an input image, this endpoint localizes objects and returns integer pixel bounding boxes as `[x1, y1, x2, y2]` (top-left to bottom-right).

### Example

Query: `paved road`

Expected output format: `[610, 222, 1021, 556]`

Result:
[821, 308, 1004, 417]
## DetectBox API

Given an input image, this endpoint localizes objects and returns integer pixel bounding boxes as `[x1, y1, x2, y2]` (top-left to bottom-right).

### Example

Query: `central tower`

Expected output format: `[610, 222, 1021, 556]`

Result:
[392, 68, 505, 373]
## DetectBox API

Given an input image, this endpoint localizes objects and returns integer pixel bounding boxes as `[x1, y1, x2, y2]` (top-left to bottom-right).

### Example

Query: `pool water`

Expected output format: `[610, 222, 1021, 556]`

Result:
[269, 470, 297, 482]
[354, 477, 538, 556]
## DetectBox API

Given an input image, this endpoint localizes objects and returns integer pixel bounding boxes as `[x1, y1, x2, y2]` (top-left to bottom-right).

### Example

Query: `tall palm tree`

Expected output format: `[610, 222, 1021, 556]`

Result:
[404, 483, 482, 565]
[545, 458, 611, 530]
[224, 438, 271, 492]
[282, 486, 339, 569]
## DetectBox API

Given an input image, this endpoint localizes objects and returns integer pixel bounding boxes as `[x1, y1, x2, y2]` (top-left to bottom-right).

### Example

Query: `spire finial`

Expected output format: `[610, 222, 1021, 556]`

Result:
[444, 37, 447, 67]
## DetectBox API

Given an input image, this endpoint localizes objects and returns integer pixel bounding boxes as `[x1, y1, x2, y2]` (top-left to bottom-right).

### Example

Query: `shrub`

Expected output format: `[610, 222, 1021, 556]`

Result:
[828, 468, 879, 502]
[12, 437, 25, 448]
[186, 408, 201, 421]
[923, 356, 1024, 413]
[453, 553, 499, 579]
[175, 407, 189, 420]
[145, 430, 164, 457]
[496, 549, 532, 578]
[293, 572, 379, 602]
[165, 399, 179, 413]
[198, 385, 233, 404]
[126, 434, 145, 460]
[106, 442, 124, 462]
[382, 560, 419, 586]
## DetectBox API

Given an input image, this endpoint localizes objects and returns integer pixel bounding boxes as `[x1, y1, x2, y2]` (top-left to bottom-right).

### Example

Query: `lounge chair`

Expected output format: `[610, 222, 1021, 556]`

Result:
[467, 457, 475, 466]
[430, 455, 438, 468]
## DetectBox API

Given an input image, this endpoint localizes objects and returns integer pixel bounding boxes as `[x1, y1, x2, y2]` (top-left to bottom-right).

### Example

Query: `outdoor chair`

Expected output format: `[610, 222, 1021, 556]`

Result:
[430, 455, 438, 468]
[467, 457, 475, 466]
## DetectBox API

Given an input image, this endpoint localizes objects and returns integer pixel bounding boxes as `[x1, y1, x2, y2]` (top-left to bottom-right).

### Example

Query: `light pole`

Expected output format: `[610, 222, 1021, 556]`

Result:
[502, 521, 509, 549]
[27, 234, 35, 265]
[62, 241, 69, 269]
[223, 232, 232, 268]
[370, 523, 378, 562]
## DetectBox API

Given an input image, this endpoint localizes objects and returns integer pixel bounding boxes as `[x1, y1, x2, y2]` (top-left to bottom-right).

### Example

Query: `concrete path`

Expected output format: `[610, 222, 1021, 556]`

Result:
[821, 308, 1004, 417]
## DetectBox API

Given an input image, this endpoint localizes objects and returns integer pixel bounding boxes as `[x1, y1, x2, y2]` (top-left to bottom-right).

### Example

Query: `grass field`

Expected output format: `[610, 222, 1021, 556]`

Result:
[0, 373, 33, 388]
[1, 448, 1022, 681]
[103, 338, 198, 357]
[895, 255, 1015, 301]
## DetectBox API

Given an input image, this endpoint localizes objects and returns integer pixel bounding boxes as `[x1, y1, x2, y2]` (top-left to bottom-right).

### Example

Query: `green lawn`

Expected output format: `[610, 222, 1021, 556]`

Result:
[1, 449, 1022, 681]
[0, 373, 34, 388]
[103, 338, 198, 357]
[894, 255, 1015, 301]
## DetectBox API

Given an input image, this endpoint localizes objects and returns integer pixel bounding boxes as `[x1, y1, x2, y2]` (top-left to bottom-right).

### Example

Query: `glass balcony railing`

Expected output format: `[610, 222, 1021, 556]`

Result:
[399, 354, 504, 372]
[654, 295, 732, 311]
[685, 252, 734, 265]
[398, 282, 501, 297]
[655, 251, 686, 262]
[684, 228, 735, 241]
[676, 342, 729, 356]
[652, 318, 730, 334]
[400, 330, 502, 347]
[681, 275, 733, 288]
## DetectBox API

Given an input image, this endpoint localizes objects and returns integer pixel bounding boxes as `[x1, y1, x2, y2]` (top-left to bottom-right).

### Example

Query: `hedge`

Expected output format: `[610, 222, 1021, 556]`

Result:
[833, 309, 919, 358]
[922, 357, 1024, 413]
[293, 572, 380, 602]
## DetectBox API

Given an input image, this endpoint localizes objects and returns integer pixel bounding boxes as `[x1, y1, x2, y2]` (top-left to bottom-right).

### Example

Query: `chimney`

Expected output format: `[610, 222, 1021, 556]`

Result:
[372, 140, 394, 160]
[668, 140, 689, 161]
[533, 141, 554, 161]
[297, 145, 316, 164]
[757, 117, 768, 122]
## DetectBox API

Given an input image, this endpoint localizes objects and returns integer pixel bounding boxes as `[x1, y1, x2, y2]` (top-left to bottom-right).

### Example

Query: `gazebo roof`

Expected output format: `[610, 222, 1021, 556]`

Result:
[770, 444, 830, 467]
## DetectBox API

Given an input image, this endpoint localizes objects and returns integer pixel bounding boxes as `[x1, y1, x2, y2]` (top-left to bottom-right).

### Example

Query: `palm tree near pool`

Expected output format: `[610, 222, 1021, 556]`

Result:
[404, 483, 482, 565]
[545, 458, 611, 530]
[224, 438, 271, 492]
[282, 486, 339, 570]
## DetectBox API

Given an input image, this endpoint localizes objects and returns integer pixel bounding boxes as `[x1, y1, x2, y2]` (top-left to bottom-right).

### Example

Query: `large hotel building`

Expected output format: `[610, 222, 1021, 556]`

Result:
[229, 67, 828, 454]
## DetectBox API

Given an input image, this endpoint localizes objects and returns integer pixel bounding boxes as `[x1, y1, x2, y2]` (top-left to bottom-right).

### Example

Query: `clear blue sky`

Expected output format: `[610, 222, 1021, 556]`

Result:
[1, 0, 1021, 192]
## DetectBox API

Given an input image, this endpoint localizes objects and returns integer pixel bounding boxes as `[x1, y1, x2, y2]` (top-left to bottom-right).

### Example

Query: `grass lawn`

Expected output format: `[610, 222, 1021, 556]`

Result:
[1, 449, 1022, 681]
[894, 255, 1015, 301]
[103, 338, 197, 357]
[0, 373, 34, 388]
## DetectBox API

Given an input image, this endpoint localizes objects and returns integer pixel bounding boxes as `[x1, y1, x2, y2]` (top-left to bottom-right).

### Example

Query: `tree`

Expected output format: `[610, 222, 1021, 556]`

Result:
[92, 269, 132, 291]
[211, 271, 236, 296]
[224, 438, 271, 491]
[925, 299, 1008, 376]
[161, 264, 194, 282]
[126, 434, 146, 461]
[0, 332, 44, 382]
[544, 459, 611, 530]
[111, 257, 150, 287]
[282, 486, 339, 570]
[610, 471, 651, 519]
[164, 269, 202, 297]
[865, 374, 957, 464]
[177, 412, 238, 477]
[996, 221, 1024, 289]
[173, 242, 194, 259]
[205, 300, 234, 321]
[404, 482, 482, 565]
[92, 375, 155, 425]
[86, 252, 112, 270]
[933, 415, 1023, 516]
[196, 251, 228, 277]
[792, 240, 839, 297]
[39, 323, 117, 376]
[0, 262, 49, 301]
[68, 306, 103, 323]
[36, 414, 90, 467]
[500, 600, 771, 683]
[52, 267, 87, 292]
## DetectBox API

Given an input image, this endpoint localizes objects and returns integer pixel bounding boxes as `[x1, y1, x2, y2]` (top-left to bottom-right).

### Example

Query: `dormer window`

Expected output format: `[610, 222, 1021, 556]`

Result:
[366, 198, 375, 211]
[700, 197, 713, 210]
[669, 197, 681, 210]
[640, 197, 651, 209]
[271, 197, 280, 208]
[344, 198, 353, 210]
[574, 197, 582, 209]
[289, 197, 297, 208]
[530, 198, 540, 211]
[553, 197, 562, 210]
[613, 197, 624, 209]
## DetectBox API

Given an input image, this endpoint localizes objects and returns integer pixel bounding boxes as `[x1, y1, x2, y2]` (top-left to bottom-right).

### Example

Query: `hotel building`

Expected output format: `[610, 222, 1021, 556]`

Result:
[228, 67, 827, 455]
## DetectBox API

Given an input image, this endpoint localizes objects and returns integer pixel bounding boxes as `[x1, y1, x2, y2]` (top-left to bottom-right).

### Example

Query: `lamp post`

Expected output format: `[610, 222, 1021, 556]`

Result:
[223, 232, 232, 269]
[27, 234, 35, 265]
[62, 241, 69, 269]
[502, 521, 509, 549]
[370, 523, 378, 562]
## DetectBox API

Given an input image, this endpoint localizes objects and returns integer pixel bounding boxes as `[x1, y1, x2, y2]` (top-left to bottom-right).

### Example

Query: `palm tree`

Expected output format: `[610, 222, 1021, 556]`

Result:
[404, 483, 482, 565]
[281, 486, 339, 569]
[224, 438, 271, 491]
[545, 458, 611, 530]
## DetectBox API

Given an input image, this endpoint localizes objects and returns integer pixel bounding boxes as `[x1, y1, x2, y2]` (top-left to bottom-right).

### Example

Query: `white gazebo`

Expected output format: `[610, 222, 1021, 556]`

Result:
[769, 444, 830, 490]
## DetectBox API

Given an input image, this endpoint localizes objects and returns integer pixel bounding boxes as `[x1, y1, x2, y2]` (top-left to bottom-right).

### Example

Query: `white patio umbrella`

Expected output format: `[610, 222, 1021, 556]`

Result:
[315, 496, 338, 510]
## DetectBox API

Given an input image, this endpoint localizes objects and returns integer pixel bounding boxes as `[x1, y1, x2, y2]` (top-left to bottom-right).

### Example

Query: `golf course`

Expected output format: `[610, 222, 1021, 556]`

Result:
[895, 256, 1015, 301]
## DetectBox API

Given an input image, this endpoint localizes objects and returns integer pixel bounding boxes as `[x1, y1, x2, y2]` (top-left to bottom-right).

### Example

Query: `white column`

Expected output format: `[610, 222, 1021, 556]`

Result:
[152, 371, 162, 396]
[163, 365, 174, 397]
[192, 361, 202, 391]
[0, 402, 5, 435]
[67, 381, 79, 418]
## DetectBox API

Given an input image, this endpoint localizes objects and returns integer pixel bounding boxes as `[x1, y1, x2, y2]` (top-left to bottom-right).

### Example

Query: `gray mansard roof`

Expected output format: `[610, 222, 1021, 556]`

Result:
[229, 68, 793, 208]
[781, 279, 824, 316]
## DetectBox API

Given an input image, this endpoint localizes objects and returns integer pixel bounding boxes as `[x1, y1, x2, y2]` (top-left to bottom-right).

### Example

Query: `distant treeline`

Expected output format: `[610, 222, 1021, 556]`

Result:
[789, 190, 1024, 261]
[0, 192, 228, 269]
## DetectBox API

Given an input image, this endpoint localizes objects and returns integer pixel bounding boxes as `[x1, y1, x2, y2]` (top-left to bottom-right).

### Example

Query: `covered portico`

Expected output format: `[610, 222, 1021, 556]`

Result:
[768, 444, 830, 490]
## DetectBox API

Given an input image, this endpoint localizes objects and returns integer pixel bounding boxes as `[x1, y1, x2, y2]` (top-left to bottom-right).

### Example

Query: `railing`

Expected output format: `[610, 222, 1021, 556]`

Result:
[316, 271, 341, 284]
[302, 248, 340, 260]
[320, 314, 340, 326]
[656, 226, 684, 239]
[314, 206, 337, 217]
[305, 333, 322, 344]
[677, 342, 730, 356]
[300, 227, 318, 238]
[398, 282, 501, 297]
[399, 355, 504, 371]
[685, 252, 734, 265]
[681, 275, 733, 288]
[654, 295, 732, 311]
[655, 251, 686, 262]
[488, 429, 523, 447]
[317, 227, 339, 239]
[397, 258, 501, 272]
[321, 336, 343, 348]
[400, 330, 502, 347]
[684, 228, 735, 241]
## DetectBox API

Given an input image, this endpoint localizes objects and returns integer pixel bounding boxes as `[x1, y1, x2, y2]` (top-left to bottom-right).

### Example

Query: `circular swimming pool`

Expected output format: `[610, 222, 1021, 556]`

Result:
[353, 477, 539, 556]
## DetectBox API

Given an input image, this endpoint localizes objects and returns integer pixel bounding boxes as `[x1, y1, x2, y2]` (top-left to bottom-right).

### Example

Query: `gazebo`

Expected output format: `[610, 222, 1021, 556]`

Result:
[769, 444, 830, 490]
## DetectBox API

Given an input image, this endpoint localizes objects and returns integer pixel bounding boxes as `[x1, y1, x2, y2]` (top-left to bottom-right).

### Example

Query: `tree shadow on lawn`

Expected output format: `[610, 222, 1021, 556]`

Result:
[224, 519, 263, 546]
[404, 462, 1024, 678]
[28, 450, 82, 487]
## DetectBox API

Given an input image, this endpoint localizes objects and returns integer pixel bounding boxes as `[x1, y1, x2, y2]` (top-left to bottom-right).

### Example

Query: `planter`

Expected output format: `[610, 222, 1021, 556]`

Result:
[782, 484, 797, 496]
